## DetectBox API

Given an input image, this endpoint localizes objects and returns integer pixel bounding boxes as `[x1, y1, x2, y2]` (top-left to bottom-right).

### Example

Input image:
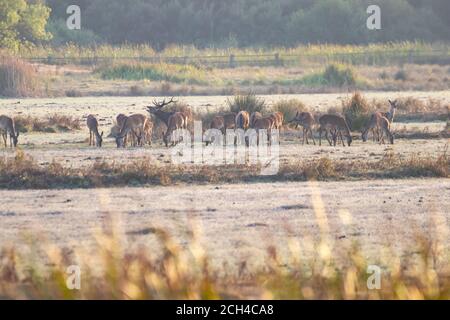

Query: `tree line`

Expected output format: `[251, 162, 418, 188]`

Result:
[1, 0, 450, 50]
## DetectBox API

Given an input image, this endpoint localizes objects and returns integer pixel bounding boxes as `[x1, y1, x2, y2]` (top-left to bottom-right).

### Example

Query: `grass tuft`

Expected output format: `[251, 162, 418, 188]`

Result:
[342, 92, 373, 131]
[272, 99, 307, 123]
[15, 114, 81, 133]
[227, 93, 267, 114]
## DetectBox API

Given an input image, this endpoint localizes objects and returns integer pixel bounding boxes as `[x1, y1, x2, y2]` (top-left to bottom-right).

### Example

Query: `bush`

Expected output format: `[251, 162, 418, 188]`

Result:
[0, 56, 40, 97]
[65, 89, 83, 97]
[97, 62, 208, 85]
[227, 93, 266, 114]
[323, 63, 358, 87]
[15, 115, 80, 133]
[342, 92, 373, 131]
[300, 63, 360, 88]
[272, 99, 307, 122]
[394, 70, 408, 81]
[129, 85, 146, 96]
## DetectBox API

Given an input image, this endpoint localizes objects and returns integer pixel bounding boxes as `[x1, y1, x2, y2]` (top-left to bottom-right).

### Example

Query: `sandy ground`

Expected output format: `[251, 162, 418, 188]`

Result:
[0, 179, 448, 269]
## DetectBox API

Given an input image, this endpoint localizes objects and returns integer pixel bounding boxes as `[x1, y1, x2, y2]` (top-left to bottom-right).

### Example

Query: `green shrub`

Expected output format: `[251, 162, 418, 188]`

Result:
[97, 62, 208, 85]
[394, 69, 408, 81]
[299, 63, 360, 88]
[272, 99, 307, 122]
[323, 63, 358, 87]
[342, 92, 373, 131]
[226, 93, 266, 114]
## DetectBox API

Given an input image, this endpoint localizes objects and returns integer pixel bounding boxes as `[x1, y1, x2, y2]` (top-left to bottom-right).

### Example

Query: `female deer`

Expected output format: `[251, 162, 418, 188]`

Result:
[318, 114, 352, 147]
[0, 115, 19, 148]
[290, 112, 316, 145]
[86, 115, 103, 147]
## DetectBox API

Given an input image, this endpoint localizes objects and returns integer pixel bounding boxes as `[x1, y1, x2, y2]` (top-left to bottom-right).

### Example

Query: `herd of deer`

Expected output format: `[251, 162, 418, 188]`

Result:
[0, 99, 398, 149]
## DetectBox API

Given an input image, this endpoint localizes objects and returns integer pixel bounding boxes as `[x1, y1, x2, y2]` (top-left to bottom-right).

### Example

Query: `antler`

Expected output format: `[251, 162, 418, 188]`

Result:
[152, 97, 177, 109]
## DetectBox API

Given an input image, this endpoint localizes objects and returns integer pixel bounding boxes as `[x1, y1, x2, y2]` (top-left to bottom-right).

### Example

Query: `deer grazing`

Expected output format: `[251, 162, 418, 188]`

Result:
[0, 115, 19, 148]
[270, 111, 284, 130]
[205, 113, 236, 146]
[249, 112, 262, 128]
[115, 114, 148, 148]
[362, 113, 394, 144]
[234, 111, 250, 146]
[114, 114, 134, 147]
[235, 111, 250, 130]
[289, 111, 316, 145]
[163, 112, 185, 147]
[252, 115, 275, 146]
[318, 114, 352, 147]
[86, 115, 103, 147]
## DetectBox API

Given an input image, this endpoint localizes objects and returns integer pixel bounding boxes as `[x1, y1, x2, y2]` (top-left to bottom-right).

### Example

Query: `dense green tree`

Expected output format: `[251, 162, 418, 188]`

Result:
[42, 0, 450, 48]
[0, 0, 52, 50]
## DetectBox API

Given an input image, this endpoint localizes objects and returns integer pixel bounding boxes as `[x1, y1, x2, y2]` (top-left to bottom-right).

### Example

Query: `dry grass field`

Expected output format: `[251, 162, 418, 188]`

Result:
[0, 91, 448, 299]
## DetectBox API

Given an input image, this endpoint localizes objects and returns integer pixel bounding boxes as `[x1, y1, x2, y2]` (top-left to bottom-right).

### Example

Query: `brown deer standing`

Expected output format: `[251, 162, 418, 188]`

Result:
[115, 114, 147, 148]
[86, 115, 103, 147]
[270, 111, 284, 130]
[115, 114, 134, 147]
[289, 111, 316, 145]
[318, 114, 352, 147]
[253, 116, 275, 146]
[0, 115, 19, 148]
[205, 112, 236, 146]
[235, 111, 250, 130]
[362, 113, 394, 144]
[370, 100, 398, 141]
[205, 115, 225, 146]
[249, 112, 262, 128]
[235, 111, 250, 146]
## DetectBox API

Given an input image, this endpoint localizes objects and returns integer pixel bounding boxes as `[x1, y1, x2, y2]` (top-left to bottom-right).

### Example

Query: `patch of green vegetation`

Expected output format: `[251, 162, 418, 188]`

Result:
[274, 64, 366, 88]
[304, 64, 363, 87]
[97, 62, 209, 85]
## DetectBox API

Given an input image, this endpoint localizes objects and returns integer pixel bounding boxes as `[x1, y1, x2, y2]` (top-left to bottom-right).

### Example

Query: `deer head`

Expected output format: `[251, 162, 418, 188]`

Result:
[147, 97, 176, 111]
[388, 99, 398, 109]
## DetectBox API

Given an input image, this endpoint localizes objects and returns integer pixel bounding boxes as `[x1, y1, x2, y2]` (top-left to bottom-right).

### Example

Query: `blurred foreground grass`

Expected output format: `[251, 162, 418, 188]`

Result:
[0, 182, 448, 300]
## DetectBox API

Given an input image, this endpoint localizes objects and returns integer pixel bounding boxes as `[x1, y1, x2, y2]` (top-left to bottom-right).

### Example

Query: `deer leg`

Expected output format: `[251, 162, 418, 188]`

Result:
[310, 129, 316, 145]
[340, 131, 345, 147]
[327, 129, 335, 146]
[379, 131, 385, 145]
[2, 133, 6, 148]
[325, 130, 332, 146]
[319, 127, 323, 146]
